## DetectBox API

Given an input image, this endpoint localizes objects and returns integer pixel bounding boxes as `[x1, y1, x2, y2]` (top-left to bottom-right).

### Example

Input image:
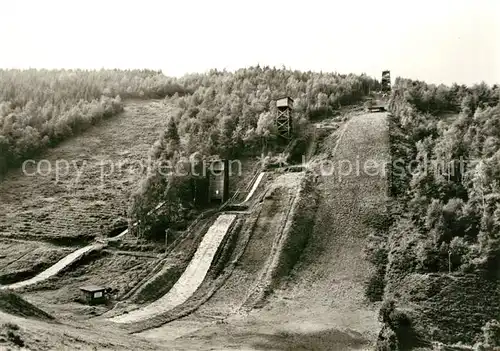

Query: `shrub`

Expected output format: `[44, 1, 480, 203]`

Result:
[480, 319, 500, 348]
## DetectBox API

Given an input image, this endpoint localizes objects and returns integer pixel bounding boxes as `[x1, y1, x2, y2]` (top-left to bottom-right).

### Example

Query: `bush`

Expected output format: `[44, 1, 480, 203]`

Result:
[376, 325, 399, 351]
[366, 269, 386, 302]
[1, 322, 24, 347]
[378, 299, 425, 350]
[479, 319, 500, 348]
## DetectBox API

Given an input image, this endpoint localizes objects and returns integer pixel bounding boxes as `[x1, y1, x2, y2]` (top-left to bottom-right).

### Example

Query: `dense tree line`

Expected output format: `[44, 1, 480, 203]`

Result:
[172, 66, 380, 157]
[370, 77, 500, 346]
[129, 66, 381, 238]
[0, 69, 190, 176]
[392, 78, 499, 115]
[386, 77, 500, 275]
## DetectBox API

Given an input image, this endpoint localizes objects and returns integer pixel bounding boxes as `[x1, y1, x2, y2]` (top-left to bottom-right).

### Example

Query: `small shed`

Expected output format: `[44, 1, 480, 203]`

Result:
[79, 285, 108, 305]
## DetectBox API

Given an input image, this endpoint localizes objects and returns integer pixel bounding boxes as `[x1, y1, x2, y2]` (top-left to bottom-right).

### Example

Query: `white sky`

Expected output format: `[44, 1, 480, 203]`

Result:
[0, 0, 499, 85]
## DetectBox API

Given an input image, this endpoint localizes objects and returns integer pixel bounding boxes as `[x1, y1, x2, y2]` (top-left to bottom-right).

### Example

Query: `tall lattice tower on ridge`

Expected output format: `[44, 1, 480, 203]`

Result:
[381, 70, 391, 92]
[276, 96, 293, 141]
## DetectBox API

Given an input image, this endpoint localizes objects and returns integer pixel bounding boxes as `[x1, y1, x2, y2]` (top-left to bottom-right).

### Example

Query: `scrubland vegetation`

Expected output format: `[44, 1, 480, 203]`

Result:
[0, 69, 189, 176]
[374, 78, 500, 348]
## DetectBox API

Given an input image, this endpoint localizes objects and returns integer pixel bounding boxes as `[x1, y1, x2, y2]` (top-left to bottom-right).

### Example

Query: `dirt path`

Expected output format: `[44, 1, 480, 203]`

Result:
[109, 214, 237, 324]
[140, 112, 390, 350]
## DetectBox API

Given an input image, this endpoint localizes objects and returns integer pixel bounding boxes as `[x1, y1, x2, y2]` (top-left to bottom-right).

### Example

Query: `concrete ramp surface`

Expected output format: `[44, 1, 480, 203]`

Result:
[110, 214, 237, 324]
[244, 172, 265, 203]
[1, 244, 100, 290]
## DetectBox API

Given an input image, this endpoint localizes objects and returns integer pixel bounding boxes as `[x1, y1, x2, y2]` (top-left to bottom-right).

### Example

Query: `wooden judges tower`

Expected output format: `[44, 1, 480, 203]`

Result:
[276, 96, 293, 140]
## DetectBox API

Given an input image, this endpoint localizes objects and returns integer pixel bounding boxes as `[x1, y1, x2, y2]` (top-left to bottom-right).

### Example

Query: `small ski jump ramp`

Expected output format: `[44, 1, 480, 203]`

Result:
[1, 244, 100, 291]
[109, 214, 237, 324]
[244, 172, 265, 203]
[1, 172, 260, 310]
[0, 201, 166, 290]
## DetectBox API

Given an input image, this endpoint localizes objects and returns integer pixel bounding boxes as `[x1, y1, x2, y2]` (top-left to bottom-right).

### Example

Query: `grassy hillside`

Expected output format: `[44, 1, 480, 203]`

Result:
[0, 100, 173, 241]
[0, 291, 53, 321]
[0, 69, 189, 177]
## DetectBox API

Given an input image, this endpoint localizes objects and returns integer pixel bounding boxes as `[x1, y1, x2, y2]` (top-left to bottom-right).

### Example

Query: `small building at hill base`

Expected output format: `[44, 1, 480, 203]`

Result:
[79, 285, 108, 305]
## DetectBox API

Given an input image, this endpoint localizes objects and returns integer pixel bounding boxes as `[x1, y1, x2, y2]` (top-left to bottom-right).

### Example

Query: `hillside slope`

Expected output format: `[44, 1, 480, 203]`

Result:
[277, 112, 389, 319]
[0, 109, 390, 351]
[139, 112, 390, 350]
[0, 291, 53, 321]
[0, 100, 171, 242]
[238, 111, 390, 350]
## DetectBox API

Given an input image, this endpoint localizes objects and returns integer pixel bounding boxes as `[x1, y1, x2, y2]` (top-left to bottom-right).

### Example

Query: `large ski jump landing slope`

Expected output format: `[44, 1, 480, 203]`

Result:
[139, 112, 390, 350]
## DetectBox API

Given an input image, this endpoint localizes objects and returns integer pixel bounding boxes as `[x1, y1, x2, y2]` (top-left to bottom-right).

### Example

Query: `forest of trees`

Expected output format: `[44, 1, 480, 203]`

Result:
[128, 66, 381, 237]
[386, 77, 500, 276]
[0, 66, 381, 238]
[372, 77, 500, 347]
[168, 66, 380, 157]
[392, 78, 499, 115]
[0, 69, 190, 176]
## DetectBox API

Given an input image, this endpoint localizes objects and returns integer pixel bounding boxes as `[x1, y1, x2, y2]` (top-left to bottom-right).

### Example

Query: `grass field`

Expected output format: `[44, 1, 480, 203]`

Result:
[0, 100, 172, 242]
